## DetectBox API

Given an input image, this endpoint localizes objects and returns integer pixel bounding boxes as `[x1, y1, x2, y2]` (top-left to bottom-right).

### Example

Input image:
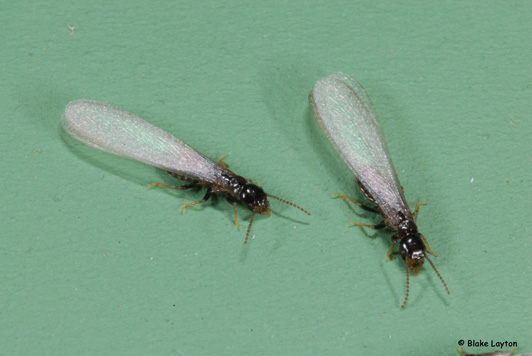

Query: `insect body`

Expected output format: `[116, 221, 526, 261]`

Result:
[308, 73, 449, 308]
[62, 100, 309, 244]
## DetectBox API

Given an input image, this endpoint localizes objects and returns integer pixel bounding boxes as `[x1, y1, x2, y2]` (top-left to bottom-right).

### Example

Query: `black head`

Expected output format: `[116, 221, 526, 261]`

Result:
[239, 183, 271, 215]
[397, 217, 426, 274]
[399, 234, 426, 274]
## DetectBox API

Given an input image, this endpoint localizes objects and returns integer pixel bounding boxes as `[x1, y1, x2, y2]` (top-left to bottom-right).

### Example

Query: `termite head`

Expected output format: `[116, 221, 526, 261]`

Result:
[399, 232, 451, 309]
[397, 216, 425, 274]
[240, 186, 310, 246]
[399, 235, 425, 274]
[240, 183, 271, 216]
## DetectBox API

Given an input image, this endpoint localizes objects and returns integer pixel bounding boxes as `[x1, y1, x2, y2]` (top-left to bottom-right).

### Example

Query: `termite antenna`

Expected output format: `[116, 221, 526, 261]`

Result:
[244, 211, 255, 245]
[425, 255, 450, 295]
[267, 194, 311, 216]
[401, 259, 410, 309]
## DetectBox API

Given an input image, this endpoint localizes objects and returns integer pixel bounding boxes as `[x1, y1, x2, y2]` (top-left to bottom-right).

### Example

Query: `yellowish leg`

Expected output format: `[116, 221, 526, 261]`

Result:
[232, 203, 241, 229]
[148, 182, 182, 189]
[350, 222, 377, 228]
[413, 200, 427, 219]
[148, 181, 197, 190]
[333, 192, 379, 214]
[180, 199, 208, 213]
[333, 192, 361, 206]
[349, 221, 387, 229]
[386, 241, 397, 261]
[218, 154, 229, 168]
[179, 189, 212, 213]
[420, 234, 438, 256]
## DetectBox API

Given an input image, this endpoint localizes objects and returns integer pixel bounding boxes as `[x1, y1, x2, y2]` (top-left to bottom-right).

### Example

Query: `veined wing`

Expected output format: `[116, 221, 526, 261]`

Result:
[62, 99, 224, 184]
[309, 72, 411, 225]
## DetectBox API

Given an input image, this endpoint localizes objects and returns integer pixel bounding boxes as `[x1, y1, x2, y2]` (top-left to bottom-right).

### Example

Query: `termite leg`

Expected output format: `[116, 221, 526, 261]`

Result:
[180, 189, 212, 213]
[333, 192, 379, 213]
[456, 347, 467, 356]
[232, 202, 241, 229]
[413, 200, 428, 219]
[386, 241, 397, 261]
[225, 197, 241, 229]
[420, 234, 438, 256]
[148, 182, 197, 190]
[150, 171, 200, 190]
[349, 221, 386, 229]
[217, 154, 229, 168]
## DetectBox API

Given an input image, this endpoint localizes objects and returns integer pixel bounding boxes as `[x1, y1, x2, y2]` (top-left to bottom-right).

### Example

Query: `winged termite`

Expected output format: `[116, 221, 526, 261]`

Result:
[309, 73, 449, 308]
[62, 100, 310, 244]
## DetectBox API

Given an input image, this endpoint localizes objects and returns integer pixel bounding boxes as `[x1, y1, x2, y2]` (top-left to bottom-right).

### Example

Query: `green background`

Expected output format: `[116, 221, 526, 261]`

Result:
[1, 1, 531, 355]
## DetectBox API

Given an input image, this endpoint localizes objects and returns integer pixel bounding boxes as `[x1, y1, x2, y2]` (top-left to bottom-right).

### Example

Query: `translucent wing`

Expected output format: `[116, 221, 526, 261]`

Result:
[309, 72, 411, 225]
[62, 99, 225, 184]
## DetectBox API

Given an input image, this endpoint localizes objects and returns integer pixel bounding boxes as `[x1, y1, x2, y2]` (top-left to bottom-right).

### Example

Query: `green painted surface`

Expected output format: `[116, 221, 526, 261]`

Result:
[1, 1, 531, 355]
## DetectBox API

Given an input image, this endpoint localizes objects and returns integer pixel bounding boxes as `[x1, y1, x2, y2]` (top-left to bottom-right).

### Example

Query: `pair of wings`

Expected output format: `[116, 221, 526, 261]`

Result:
[309, 72, 411, 225]
[62, 100, 229, 185]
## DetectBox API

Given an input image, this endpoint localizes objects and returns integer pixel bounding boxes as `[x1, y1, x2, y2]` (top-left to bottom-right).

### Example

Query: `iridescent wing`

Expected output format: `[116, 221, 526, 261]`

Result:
[309, 72, 411, 225]
[62, 99, 225, 184]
